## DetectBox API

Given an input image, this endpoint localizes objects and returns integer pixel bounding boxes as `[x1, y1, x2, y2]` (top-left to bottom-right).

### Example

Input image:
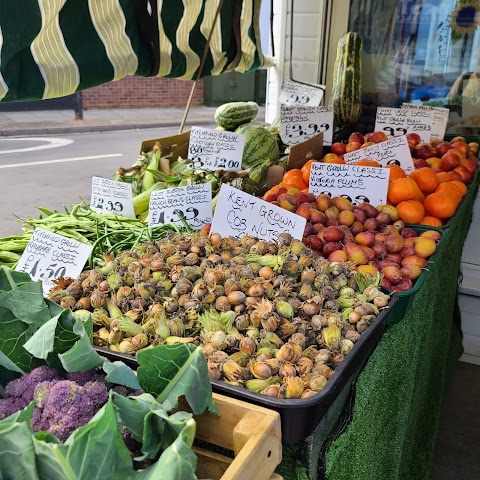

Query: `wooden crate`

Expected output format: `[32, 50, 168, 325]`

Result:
[179, 393, 283, 480]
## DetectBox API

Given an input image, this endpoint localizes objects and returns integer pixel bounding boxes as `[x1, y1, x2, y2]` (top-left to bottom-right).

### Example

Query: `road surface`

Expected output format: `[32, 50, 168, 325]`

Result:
[0, 127, 196, 236]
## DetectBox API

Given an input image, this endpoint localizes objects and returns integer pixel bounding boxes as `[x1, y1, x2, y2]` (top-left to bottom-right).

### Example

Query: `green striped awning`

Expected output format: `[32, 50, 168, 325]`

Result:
[0, 0, 272, 103]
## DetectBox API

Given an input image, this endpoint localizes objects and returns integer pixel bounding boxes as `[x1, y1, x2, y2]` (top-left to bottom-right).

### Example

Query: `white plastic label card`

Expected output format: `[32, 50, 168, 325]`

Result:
[280, 105, 334, 146]
[402, 103, 449, 140]
[148, 183, 212, 230]
[188, 127, 245, 171]
[278, 79, 325, 106]
[16, 228, 93, 295]
[90, 177, 135, 218]
[343, 135, 415, 173]
[211, 184, 306, 242]
[374, 107, 433, 143]
[309, 163, 390, 206]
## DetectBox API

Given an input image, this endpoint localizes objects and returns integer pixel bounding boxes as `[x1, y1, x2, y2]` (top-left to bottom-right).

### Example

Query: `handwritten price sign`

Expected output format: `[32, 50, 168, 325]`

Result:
[148, 183, 212, 230]
[309, 163, 390, 206]
[375, 107, 432, 143]
[280, 105, 333, 146]
[188, 127, 245, 172]
[402, 103, 449, 140]
[278, 79, 325, 106]
[90, 177, 135, 218]
[211, 185, 306, 242]
[16, 228, 93, 295]
[343, 136, 415, 173]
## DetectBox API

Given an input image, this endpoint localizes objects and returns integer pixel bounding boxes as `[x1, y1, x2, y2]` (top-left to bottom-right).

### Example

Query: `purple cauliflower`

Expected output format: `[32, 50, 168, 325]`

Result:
[0, 396, 29, 420]
[31, 379, 110, 441]
[65, 371, 105, 386]
[5, 366, 62, 402]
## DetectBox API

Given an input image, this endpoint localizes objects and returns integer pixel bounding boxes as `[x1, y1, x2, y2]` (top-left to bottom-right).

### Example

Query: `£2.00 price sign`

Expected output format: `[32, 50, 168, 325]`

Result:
[16, 228, 93, 295]
[148, 183, 212, 230]
[280, 105, 333, 146]
[90, 176, 135, 218]
[188, 127, 245, 171]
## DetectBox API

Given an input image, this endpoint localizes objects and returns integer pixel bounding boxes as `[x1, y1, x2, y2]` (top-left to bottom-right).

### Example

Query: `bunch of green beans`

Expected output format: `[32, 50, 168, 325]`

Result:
[0, 203, 187, 269]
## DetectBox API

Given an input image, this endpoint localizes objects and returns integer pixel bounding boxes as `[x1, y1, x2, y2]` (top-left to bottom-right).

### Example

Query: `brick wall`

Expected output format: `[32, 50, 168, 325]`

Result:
[81, 76, 204, 109]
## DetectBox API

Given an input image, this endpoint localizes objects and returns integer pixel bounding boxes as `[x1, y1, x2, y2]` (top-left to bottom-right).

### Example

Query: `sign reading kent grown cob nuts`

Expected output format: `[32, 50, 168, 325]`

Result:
[211, 184, 306, 242]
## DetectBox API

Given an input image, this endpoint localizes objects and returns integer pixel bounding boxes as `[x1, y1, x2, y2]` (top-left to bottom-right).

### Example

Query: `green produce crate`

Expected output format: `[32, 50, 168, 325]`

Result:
[385, 225, 445, 326]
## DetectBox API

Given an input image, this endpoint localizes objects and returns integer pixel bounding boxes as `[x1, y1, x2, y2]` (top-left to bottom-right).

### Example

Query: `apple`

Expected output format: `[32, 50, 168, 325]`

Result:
[345, 141, 362, 153]
[453, 166, 472, 184]
[450, 171, 463, 182]
[426, 157, 442, 169]
[414, 143, 437, 160]
[414, 159, 429, 169]
[348, 132, 365, 144]
[435, 142, 452, 157]
[460, 158, 478, 176]
[432, 168, 445, 174]
[330, 142, 347, 156]
[360, 142, 375, 148]
[440, 151, 460, 171]
[368, 131, 389, 144]
[468, 142, 479, 155]
[451, 142, 470, 154]
[406, 132, 421, 147]
[451, 136, 466, 143]
[323, 153, 339, 162]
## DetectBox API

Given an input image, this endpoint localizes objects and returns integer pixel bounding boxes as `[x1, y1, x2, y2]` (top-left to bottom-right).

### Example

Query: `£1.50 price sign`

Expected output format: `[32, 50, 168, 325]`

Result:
[148, 183, 212, 230]
[90, 177, 135, 218]
[16, 228, 93, 295]
[280, 105, 334, 146]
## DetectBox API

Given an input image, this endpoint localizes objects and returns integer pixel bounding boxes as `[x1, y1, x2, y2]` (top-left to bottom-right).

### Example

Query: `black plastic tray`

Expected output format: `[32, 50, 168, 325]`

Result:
[95, 295, 398, 445]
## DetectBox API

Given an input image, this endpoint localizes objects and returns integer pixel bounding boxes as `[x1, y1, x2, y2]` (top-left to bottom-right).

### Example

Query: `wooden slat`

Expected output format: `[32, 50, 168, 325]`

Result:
[179, 393, 280, 451]
[180, 393, 282, 480]
[194, 446, 232, 479]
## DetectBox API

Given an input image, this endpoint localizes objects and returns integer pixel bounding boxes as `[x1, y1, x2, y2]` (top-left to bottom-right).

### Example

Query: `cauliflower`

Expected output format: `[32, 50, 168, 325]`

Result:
[5, 366, 61, 402]
[1, 365, 136, 442]
[31, 379, 110, 441]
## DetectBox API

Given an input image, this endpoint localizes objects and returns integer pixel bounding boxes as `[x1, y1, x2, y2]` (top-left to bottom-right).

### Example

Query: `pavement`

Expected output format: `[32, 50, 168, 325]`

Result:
[0, 106, 222, 136]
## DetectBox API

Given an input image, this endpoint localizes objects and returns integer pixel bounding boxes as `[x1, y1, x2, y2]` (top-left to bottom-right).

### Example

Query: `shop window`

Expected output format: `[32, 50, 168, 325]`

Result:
[348, 0, 479, 135]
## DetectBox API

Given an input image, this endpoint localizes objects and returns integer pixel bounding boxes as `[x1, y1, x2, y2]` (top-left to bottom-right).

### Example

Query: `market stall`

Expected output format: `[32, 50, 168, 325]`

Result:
[1, 1, 480, 480]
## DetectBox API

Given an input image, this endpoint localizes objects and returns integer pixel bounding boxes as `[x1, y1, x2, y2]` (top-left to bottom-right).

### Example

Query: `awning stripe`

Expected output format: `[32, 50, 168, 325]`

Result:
[31, 0, 79, 99]
[236, 0, 256, 73]
[156, 0, 173, 77]
[0, 26, 9, 100]
[201, 0, 227, 76]
[88, 0, 138, 80]
[177, 0, 203, 80]
[0, 0, 273, 101]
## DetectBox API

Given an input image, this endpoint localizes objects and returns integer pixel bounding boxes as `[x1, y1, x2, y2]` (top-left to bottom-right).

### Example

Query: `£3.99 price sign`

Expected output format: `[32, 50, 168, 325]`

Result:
[16, 228, 93, 295]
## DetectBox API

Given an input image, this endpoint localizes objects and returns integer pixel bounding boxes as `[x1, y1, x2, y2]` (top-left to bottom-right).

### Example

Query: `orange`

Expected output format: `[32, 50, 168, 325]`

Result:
[301, 160, 319, 184]
[387, 178, 423, 205]
[283, 169, 304, 183]
[419, 215, 444, 227]
[409, 168, 439, 193]
[435, 182, 463, 204]
[450, 180, 467, 197]
[423, 192, 458, 219]
[436, 172, 455, 184]
[386, 165, 407, 183]
[280, 176, 307, 191]
[396, 199, 425, 224]
[355, 160, 381, 167]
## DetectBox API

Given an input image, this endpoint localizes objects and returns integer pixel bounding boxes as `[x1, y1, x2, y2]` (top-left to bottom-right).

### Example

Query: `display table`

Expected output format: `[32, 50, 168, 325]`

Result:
[277, 172, 480, 480]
